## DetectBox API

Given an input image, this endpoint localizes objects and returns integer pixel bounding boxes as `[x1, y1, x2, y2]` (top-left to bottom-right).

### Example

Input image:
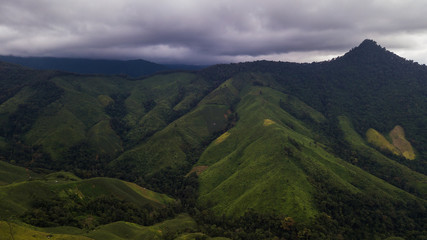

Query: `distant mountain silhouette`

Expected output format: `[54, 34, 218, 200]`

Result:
[0, 55, 206, 77]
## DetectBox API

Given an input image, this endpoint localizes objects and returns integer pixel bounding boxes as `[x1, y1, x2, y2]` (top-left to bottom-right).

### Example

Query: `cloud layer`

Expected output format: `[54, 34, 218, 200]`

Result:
[1, 0, 427, 64]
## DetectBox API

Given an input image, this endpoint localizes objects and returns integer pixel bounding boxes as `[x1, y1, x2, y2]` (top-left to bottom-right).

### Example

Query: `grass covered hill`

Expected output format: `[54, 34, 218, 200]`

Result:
[0, 40, 427, 239]
[0, 161, 225, 240]
[0, 160, 173, 221]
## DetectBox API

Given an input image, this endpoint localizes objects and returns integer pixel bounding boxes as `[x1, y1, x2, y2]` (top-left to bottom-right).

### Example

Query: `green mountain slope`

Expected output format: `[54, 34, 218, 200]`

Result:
[0, 160, 39, 186]
[85, 214, 197, 240]
[197, 86, 319, 220]
[110, 76, 238, 180]
[0, 221, 92, 240]
[0, 161, 225, 240]
[0, 70, 211, 176]
[1, 214, 228, 240]
[0, 161, 173, 221]
[197, 85, 426, 226]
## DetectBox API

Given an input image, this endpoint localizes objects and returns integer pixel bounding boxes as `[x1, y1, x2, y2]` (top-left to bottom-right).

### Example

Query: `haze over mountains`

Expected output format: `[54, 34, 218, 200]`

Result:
[0, 55, 206, 77]
[0, 40, 426, 240]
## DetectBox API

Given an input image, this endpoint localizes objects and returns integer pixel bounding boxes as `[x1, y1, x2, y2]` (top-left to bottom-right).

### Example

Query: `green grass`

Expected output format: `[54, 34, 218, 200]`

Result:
[0, 161, 180, 240]
[50, 177, 173, 209]
[7, 72, 204, 161]
[124, 73, 204, 143]
[125, 101, 175, 142]
[124, 73, 195, 120]
[87, 120, 123, 155]
[0, 172, 173, 219]
[1, 70, 212, 181]
[0, 214, 200, 240]
[112, 103, 231, 176]
[111, 77, 238, 177]
[280, 94, 327, 123]
[174, 233, 207, 240]
[175, 232, 231, 240]
[123, 181, 173, 206]
[197, 86, 427, 223]
[197, 86, 319, 220]
[0, 160, 39, 186]
[0, 181, 53, 218]
[24, 107, 87, 159]
[43, 171, 81, 181]
[0, 221, 92, 240]
[85, 214, 197, 240]
[338, 115, 366, 146]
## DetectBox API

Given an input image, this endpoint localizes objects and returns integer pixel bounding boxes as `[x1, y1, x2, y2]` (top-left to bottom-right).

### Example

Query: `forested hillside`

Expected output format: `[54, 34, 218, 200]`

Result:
[1, 40, 426, 239]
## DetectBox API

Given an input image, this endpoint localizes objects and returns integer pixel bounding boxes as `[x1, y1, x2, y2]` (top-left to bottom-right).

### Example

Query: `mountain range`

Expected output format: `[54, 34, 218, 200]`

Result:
[0, 39, 426, 239]
[0, 55, 205, 77]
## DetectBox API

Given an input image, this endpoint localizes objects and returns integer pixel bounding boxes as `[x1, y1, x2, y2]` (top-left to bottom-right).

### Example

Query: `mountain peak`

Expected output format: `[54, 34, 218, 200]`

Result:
[351, 39, 387, 55]
[338, 39, 404, 64]
[358, 39, 381, 48]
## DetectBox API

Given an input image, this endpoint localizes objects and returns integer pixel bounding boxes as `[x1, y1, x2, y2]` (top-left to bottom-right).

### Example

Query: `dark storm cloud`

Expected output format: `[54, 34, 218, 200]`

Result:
[1, 0, 427, 64]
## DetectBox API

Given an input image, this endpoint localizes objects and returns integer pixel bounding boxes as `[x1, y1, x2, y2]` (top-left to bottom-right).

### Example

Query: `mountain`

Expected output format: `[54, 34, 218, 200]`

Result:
[0, 55, 206, 77]
[0, 40, 427, 239]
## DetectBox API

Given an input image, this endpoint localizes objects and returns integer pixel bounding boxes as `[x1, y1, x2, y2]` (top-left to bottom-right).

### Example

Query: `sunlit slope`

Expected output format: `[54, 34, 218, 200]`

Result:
[0, 221, 93, 240]
[0, 214, 205, 240]
[198, 86, 321, 220]
[197, 86, 426, 221]
[0, 214, 228, 240]
[0, 214, 209, 240]
[366, 125, 416, 160]
[123, 73, 210, 143]
[366, 128, 400, 155]
[21, 75, 126, 159]
[11, 72, 207, 161]
[389, 125, 416, 160]
[0, 164, 172, 219]
[0, 160, 39, 186]
[85, 214, 197, 240]
[110, 78, 240, 177]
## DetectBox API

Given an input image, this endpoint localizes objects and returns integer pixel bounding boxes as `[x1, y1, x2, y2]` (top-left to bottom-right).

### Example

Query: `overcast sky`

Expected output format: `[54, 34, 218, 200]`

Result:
[1, 0, 427, 65]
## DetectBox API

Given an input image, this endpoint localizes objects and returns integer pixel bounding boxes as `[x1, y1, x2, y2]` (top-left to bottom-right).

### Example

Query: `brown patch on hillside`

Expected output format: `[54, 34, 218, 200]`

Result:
[214, 132, 230, 144]
[263, 119, 275, 126]
[389, 125, 416, 160]
[366, 128, 400, 155]
[97, 95, 114, 107]
[366, 125, 416, 160]
[187, 166, 209, 176]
